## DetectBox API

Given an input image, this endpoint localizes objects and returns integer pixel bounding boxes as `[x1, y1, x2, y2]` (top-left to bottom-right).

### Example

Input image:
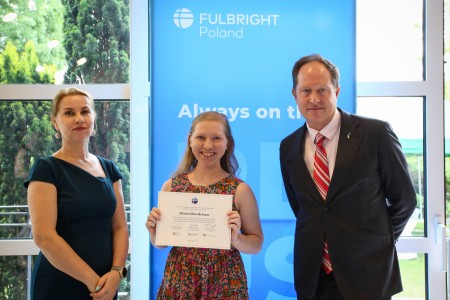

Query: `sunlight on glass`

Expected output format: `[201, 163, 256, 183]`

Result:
[356, 97, 423, 139]
[47, 40, 60, 49]
[357, 97, 425, 239]
[76, 57, 87, 66]
[28, 0, 37, 11]
[2, 13, 17, 23]
[357, 0, 423, 81]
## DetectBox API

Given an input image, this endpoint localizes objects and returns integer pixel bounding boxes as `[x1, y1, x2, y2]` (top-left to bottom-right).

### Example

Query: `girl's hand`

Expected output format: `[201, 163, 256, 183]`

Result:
[228, 210, 241, 242]
[145, 207, 161, 235]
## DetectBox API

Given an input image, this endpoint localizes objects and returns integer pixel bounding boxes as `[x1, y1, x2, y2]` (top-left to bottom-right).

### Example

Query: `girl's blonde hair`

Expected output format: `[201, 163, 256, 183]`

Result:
[173, 111, 239, 176]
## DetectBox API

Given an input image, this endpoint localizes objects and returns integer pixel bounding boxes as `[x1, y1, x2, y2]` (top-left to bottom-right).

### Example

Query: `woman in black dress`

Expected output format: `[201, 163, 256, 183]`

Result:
[25, 88, 129, 300]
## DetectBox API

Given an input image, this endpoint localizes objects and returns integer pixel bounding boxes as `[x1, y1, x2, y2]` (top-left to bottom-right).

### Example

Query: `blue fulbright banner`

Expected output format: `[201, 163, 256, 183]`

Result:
[150, 1, 355, 299]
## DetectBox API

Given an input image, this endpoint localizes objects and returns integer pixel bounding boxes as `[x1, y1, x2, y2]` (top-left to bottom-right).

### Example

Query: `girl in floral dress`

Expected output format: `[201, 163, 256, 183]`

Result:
[146, 111, 264, 299]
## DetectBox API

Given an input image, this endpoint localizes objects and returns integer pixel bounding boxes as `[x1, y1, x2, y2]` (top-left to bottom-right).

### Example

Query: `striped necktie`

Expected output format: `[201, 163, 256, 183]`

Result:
[314, 132, 333, 274]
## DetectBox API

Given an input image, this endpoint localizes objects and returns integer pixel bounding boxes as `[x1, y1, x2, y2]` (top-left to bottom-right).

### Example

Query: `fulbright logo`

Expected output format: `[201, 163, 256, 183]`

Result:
[173, 8, 280, 39]
[173, 8, 194, 29]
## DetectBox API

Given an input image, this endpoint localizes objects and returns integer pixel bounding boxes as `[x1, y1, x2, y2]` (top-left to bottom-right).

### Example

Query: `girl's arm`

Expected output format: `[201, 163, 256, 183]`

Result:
[229, 182, 264, 254]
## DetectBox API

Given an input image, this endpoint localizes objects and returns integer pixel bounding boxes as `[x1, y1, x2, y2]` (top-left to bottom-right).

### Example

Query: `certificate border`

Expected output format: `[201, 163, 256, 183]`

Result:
[155, 191, 233, 249]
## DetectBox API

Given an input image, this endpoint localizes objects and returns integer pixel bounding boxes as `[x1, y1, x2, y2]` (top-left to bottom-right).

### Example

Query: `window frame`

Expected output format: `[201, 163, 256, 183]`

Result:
[0, 0, 150, 299]
[0, 0, 445, 298]
[357, 0, 445, 298]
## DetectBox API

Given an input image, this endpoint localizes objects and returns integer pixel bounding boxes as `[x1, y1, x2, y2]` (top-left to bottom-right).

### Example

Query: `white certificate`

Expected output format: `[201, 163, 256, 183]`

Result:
[155, 191, 233, 250]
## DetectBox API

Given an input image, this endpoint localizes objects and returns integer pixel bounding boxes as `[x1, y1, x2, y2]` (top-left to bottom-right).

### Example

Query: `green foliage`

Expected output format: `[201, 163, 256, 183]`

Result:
[62, 0, 130, 84]
[0, 7, 60, 298]
[0, 100, 56, 217]
[0, 42, 19, 83]
[0, 1, 131, 298]
[0, 41, 56, 84]
[0, 256, 29, 299]
[397, 254, 426, 298]
[90, 101, 131, 204]
[0, 0, 66, 70]
[61, 0, 131, 204]
[0, 99, 57, 300]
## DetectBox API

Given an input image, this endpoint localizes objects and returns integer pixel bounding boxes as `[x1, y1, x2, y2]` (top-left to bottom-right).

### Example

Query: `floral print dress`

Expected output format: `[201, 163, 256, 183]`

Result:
[156, 173, 249, 300]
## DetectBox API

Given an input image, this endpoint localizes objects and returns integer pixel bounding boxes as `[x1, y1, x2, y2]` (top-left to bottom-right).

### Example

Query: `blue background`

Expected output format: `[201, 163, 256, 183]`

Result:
[151, 1, 355, 298]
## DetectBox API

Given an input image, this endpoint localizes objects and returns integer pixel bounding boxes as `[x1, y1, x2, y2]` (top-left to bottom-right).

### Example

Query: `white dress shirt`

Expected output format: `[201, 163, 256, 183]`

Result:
[304, 109, 341, 180]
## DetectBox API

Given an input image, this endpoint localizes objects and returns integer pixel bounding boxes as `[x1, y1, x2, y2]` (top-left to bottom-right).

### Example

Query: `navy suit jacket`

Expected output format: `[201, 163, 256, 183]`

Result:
[279, 109, 417, 300]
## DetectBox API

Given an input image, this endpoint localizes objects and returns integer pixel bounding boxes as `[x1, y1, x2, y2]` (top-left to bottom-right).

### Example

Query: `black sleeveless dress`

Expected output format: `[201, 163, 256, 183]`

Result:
[24, 156, 122, 300]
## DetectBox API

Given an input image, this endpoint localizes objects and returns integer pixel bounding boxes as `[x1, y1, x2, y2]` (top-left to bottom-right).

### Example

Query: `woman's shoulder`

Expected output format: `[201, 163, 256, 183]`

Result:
[96, 155, 113, 166]
[96, 156, 123, 181]
[32, 156, 60, 170]
[24, 156, 59, 187]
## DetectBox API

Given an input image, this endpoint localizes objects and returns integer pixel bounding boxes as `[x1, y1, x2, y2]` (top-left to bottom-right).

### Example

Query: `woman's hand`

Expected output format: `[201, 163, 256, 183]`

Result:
[89, 271, 121, 300]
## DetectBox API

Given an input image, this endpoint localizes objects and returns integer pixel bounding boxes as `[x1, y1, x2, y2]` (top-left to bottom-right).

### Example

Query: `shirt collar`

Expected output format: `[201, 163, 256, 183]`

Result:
[307, 109, 341, 142]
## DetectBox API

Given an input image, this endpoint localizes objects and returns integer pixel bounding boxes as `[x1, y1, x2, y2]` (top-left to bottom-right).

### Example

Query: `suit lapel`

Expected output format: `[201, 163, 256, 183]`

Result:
[326, 110, 362, 201]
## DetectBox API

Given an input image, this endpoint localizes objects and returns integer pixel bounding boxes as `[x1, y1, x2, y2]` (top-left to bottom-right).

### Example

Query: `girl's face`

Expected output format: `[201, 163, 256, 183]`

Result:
[189, 120, 228, 167]
[52, 94, 96, 142]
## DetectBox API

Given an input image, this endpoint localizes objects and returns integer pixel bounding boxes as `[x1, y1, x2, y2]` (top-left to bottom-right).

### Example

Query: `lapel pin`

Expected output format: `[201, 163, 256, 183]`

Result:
[347, 132, 351, 139]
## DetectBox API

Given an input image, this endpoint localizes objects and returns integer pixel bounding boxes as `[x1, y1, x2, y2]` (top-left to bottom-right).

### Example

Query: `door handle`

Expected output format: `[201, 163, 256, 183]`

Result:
[434, 216, 447, 272]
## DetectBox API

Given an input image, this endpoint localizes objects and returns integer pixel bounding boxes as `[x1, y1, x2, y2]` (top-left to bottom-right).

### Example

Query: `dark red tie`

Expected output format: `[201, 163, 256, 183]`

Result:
[314, 132, 333, 274]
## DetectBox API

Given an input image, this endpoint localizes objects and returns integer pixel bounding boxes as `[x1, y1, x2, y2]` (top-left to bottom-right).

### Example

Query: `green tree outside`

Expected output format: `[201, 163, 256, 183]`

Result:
[62, 0, 130, 84]
[0, 0, 130, 298]
[0, 41, 57, 299]
[0, 0, 66, 71]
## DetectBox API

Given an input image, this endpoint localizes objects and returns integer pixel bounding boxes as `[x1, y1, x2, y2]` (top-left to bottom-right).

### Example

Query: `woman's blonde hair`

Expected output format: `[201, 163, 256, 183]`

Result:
[51, 87, 96, 118]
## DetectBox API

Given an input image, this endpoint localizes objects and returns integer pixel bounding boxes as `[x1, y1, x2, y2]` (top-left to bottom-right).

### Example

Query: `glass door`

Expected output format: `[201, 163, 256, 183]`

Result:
[357, 0, 445, 299]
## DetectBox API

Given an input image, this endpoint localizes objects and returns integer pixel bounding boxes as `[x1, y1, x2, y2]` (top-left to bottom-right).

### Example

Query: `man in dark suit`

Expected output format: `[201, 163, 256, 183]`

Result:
[279, 54, 417, 300]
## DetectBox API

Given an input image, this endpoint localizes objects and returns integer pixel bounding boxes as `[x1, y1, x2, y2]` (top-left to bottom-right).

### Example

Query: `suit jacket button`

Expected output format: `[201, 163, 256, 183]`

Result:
[322, 206, 328, 213]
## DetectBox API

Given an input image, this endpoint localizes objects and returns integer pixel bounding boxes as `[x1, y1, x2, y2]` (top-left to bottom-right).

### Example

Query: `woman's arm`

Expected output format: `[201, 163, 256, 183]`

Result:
[28, 181, 100, 292]
[92, 180, 129, 299]
[230, 182, 264, 254]
[111, 180, 129, 267]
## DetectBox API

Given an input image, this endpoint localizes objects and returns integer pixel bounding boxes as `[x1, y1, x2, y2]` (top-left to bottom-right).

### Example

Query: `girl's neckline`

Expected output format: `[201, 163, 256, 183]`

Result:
[184, 173, 232, 187]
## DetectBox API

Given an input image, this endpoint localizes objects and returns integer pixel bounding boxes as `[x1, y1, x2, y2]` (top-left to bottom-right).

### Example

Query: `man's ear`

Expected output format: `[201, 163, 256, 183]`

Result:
[335, 86, 341, 97]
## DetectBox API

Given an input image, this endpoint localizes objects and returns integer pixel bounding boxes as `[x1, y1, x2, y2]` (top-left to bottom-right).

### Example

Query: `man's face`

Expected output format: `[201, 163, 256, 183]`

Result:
[292, 61, 340, 131]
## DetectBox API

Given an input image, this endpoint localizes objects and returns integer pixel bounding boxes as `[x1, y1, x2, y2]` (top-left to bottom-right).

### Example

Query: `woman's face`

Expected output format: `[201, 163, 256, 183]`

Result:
[189, 120, 228, 168]
[52, 94, 96, 142]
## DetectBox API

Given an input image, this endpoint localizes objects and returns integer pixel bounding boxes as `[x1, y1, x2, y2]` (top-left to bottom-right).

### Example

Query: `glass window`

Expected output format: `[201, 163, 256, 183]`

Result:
[0, 0, 131, 298]
[0, 1, 130, 84]
[0, 99, 130, 297]
[444, 0, 450, 229]
[0, 99, 130, 240]
[356, 97, 424, 237]
[0, 255, 130, 299]
[357, 0, 424, 81]
[0, 255, 33, 299]
[395, 253, 426, 299]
